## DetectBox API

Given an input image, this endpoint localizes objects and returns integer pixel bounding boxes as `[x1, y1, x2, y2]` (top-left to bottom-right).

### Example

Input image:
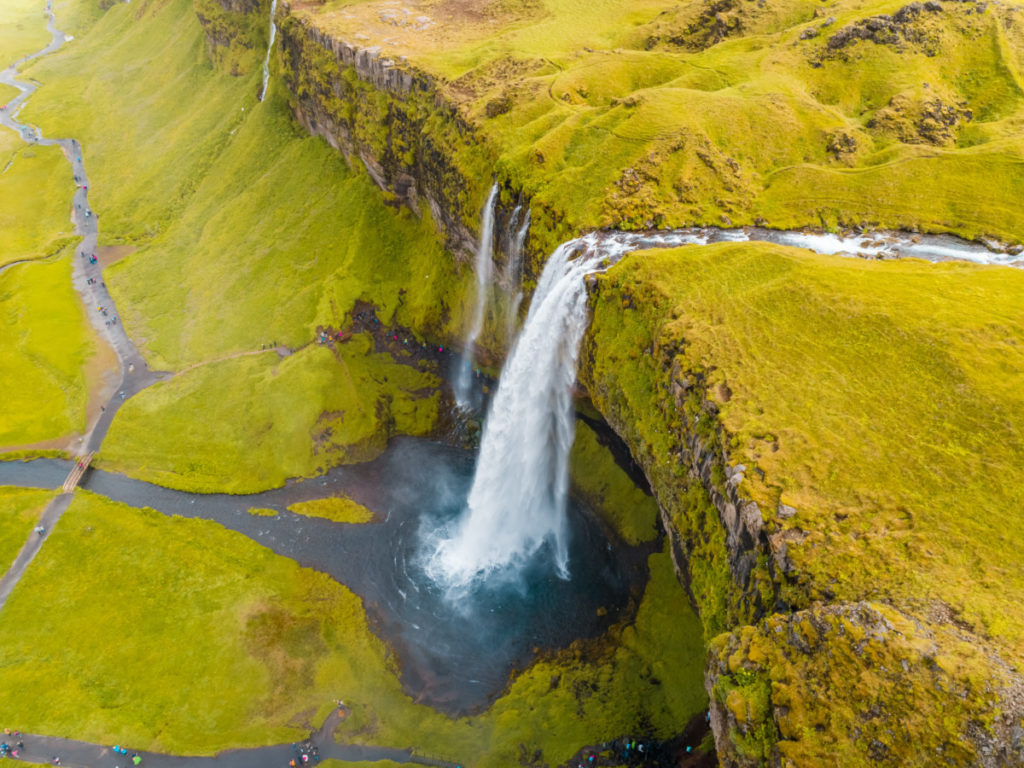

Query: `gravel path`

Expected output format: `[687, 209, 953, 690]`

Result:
[3, 710, 461, 768]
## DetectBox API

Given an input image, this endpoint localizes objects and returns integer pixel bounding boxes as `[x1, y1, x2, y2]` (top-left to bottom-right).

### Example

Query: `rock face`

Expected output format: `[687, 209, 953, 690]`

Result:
[193, 0, 267, 76]
[275, 9, 491, 261]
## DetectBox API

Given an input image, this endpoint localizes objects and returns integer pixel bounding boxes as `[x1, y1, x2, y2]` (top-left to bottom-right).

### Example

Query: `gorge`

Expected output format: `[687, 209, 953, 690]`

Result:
[1, 0, 1023, 766]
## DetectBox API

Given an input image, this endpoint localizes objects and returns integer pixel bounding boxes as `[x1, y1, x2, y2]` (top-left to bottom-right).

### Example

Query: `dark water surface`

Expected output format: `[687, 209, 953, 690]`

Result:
[0, 438, 649, 714]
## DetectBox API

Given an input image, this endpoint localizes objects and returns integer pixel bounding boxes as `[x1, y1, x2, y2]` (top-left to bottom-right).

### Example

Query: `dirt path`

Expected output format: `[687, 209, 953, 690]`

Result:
[0, 1, 168, 615]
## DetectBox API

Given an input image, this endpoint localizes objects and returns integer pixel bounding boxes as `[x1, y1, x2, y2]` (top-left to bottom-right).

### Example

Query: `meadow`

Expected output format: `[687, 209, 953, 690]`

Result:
[0, 252, 105, 451]
[0, 486, 54, 573]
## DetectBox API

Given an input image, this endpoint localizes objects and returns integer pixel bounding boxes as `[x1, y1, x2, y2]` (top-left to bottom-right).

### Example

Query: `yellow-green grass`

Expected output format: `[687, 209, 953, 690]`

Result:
[98, 337, 440, 493]
[588, 242, 1024, 663]
[0, 488, 707, 765]
[0, 138, 73, 268]
[570, 420, 659, 545]
[106, 78, 466, 370]
[18, 0, 255, 242]
[296, 0, 1024, 244]
[0, 490, 404, 753]
[248, 507, 277, 517]
[0, 252, 101, 448]
[0, 486, 54, 573]
[20, 0, 469, 371]
[288, 496, 374, 524]
[0, 0, 50, 67]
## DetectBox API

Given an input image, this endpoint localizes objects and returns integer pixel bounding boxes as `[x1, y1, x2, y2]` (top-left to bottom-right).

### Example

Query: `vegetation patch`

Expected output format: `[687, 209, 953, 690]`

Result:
[0, 486, 54, 574]
[287, 496, 374, 524]
[0, 137, 73, 269]
[708, 602, 1016, 766]
[98, 338, 440, 493]
[569, 420, 659, 546]
[0, 0, 51, 66]
[0, 252, 104, 449]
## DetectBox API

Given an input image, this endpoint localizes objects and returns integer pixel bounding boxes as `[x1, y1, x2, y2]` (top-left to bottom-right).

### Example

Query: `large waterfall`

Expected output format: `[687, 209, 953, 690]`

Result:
[453, 183, 499, 410]
[432, 230, 705, 587]
[257, 0, 278, 102]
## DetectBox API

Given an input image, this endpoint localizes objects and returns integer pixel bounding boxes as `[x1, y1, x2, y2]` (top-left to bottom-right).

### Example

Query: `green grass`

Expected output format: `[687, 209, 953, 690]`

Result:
[0, 489, 707, 766]
[569, 421, 659, 545]
[0, 490, 402, 753]
[0, 137, 74, 269]
[287, 496, 374, 524]
[0, 0, 50, 67]
[587, 241, 1024, 663]
[98, 336, 440, 493]
[0, 251, 102, 448]
[0, 486, 54, 573]
[20, 0, 471, 373]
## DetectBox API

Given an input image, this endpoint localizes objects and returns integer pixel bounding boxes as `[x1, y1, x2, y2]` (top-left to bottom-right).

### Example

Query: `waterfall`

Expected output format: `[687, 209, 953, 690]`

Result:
[453, 182, 499, 410]
[257, 0, 278, 102]
[504, 207, 530, 341]
[432, 230, 705, 587]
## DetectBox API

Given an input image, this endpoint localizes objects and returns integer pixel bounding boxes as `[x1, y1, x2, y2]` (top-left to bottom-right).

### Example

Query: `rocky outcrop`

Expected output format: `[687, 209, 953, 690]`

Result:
[193, 0, 267, 76]
[276, 9, 493, 261]
[707, 602, 1024, 767]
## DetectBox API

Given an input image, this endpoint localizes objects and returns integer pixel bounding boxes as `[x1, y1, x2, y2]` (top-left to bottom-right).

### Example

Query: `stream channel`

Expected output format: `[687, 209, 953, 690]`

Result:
[0, 438, 652, 715]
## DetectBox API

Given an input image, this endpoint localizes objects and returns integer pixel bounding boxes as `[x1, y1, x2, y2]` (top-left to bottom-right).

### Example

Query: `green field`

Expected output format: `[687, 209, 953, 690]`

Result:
[0, 135, 73, 269]
[0, 486, 54, 574]
[99, 337, 440, 493]
[0, 0, 50, 67]
[0, 252, 105, 450]
[0, 490, 707, 765]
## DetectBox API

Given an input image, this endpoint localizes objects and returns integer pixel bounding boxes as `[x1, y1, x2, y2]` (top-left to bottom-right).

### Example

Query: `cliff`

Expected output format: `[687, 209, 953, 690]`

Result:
[580, 242, 1024, 766]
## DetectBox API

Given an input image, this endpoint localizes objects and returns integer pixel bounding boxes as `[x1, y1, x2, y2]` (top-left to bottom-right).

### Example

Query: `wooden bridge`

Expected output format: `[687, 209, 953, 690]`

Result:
[61, 451, 94, 493]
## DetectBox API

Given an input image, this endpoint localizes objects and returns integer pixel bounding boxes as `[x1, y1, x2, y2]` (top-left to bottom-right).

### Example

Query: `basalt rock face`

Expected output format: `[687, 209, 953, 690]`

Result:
[193, 0, 267, 76]
[276, 10, 492, 262]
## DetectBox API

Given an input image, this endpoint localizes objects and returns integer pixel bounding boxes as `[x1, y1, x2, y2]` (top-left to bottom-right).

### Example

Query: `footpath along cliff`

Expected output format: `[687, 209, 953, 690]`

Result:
[196, 0, 1024, 764]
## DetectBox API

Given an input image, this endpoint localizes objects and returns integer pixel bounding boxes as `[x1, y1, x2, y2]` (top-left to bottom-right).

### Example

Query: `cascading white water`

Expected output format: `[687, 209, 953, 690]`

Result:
[453, 183, 499, 410]
[432, 230, 706, 588]
[504, 208, 530, 341]
[257, 0, 278, 102]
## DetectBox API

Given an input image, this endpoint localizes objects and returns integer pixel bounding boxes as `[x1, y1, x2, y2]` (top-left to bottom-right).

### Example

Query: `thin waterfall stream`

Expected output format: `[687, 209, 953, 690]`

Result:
[258, 0, 278, 102]
[453, 183, 499, 410]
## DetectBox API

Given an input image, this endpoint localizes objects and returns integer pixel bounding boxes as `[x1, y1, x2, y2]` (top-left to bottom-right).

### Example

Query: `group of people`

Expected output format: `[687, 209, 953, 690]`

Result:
[287, 739, 319, 767]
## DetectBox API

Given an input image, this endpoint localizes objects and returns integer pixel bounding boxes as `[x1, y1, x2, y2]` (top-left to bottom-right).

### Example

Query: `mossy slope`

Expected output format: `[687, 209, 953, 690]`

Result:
[582, 241, 1024, 764]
